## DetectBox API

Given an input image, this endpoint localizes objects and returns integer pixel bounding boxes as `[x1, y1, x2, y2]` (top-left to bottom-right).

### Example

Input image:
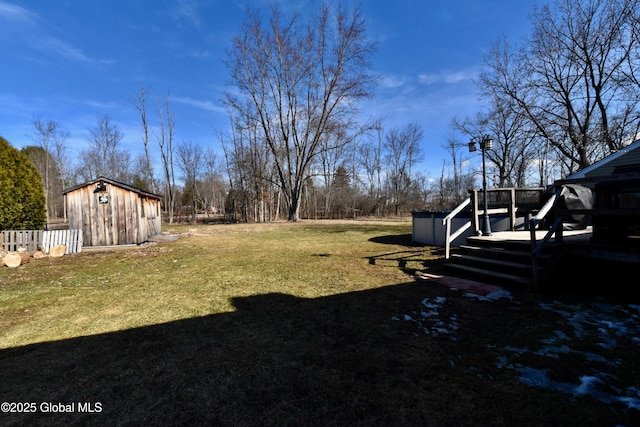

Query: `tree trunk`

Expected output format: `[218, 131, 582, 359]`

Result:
[288, 206, 299, 222]
[49, 244, 67, 258]
[4, 252, 23, 268]
[287, 191, 302, 221]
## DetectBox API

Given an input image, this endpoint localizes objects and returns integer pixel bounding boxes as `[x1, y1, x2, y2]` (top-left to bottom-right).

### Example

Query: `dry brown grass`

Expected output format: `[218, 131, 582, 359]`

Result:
[0, 220, 638, 426]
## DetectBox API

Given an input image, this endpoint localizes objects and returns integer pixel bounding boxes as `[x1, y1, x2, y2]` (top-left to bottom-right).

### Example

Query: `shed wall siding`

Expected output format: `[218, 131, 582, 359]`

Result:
[65, 181, 161, 246]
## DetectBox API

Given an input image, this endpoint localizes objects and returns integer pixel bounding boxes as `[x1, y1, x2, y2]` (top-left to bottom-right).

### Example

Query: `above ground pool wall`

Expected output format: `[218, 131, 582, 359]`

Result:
[412, 210, 516, 247]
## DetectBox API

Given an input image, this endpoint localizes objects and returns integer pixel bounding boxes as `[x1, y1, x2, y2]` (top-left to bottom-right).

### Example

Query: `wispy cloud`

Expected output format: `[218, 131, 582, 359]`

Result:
[0, 1, 111, 65]
[34, 35, 112, 66]
[380, 74, 407, 89]
[0, 1, 37, 24]
[418, 68, 478, 85]
[173, 0, 203, 29]
[83, 99, 119, 110]
[181, 48, 211, 60]
[39, 36, 92, 63]
[173, 96, 226, 113]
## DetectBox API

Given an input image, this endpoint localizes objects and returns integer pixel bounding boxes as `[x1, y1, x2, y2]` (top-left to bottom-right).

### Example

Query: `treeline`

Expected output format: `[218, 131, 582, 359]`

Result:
[221, 121, 431, 222]
[21, 114, 435, 224]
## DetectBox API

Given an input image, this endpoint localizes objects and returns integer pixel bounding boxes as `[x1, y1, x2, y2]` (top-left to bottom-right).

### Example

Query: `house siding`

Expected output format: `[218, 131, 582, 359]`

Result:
[568, 139, 640, 181]
[584, 147, 640, 178]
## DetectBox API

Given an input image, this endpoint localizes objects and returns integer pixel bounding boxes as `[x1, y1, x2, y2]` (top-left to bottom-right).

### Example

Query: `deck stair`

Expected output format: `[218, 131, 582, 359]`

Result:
[445, 235, 562, 287]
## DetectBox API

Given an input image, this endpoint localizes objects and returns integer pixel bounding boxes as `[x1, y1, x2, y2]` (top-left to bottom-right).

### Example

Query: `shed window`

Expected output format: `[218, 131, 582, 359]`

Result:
[141, 198, 145, 217]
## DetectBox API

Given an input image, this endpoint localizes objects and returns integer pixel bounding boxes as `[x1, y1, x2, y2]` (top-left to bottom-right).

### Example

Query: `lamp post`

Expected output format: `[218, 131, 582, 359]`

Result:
[468, 134, 493, 236]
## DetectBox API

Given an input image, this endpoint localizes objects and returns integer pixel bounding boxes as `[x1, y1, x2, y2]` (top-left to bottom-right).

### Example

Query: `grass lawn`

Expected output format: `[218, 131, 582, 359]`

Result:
[0, 220, 638, 426]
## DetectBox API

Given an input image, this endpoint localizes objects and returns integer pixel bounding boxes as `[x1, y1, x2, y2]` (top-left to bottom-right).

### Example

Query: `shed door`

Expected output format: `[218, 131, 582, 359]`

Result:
[97, 193, 113, 246]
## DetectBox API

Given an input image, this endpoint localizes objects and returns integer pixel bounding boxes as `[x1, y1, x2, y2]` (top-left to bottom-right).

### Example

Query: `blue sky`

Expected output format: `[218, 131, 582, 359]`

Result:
[0, 0, 534, 182]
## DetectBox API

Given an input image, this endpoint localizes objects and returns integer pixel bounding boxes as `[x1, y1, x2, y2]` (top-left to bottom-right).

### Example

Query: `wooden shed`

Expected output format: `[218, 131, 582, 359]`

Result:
[63, 176, 162, 247]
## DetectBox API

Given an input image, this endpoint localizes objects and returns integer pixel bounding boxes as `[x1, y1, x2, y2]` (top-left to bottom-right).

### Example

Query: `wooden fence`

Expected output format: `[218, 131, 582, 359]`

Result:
[0, 230, 83, 254]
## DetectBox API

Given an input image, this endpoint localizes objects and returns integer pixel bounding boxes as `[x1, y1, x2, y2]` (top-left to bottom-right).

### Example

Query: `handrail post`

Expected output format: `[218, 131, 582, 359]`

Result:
[471, 190, 480, 235]
[530, 217, 539, 291]
[444, 216, 451, 259]
[554, 204, 564, 244]
[531, 254, 540, 291]
[529, 187, 563, 291]
[509, 188, 516, 230]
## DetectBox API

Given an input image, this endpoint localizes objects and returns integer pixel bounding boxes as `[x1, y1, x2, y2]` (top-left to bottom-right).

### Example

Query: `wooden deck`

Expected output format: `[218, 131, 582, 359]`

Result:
[470, 227, 593, 244]
[447, 226, 640, 289]
[467, 227, 640, 263]
[437, 183, 640, 289]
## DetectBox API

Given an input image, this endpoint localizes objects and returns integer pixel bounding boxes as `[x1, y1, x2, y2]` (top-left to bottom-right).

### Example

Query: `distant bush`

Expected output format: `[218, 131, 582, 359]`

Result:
[0, 136, 46, 230]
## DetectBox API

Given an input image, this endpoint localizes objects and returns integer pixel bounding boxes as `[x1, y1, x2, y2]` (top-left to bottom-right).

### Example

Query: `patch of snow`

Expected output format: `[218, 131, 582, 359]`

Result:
[395, 292, 640, 412]
[518, 367, 576, 393]
[485, 289, 513, 300]
[535, 344, 572, 359]
[395, 297, 458, 339]
[575, 375, 601, 395]
[582, 351, 612, 364]
[462, 289, 513, 301]
[504, 345, 528, 355]
[541, 330, 570, 343]
[617, 387, 640, 411]
[508, 300, 640, 411]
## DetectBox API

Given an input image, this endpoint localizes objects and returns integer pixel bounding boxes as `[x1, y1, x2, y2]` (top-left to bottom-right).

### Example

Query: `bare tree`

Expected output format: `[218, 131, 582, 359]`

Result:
[29, 117, 69, 221]
[383, 123, 424, 215]
[480, 1, 640, 175]
[317, 128, 349, 217]
[156, 94, 177, 224]
[330, 163, 353, 218]
[200, 148, 227, 217]
[453, 100, 540, 189]
[176, 141, 204, 221]
[224, 4, 377, 221]
[436, 130, 470, 207]
[357, 131, 383, 216]
[131, 87, 156, 192]
[220, 126, 246, 222]
[246, 122, 276, 222]
[484, 103, 539, 187]
[625, 4, 640, 88]
[80, 115, 129, 182]
[221, 113, 283, 223]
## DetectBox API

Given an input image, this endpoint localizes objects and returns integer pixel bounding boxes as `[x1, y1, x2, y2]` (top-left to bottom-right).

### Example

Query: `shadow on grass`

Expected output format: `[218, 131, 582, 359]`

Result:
[2, 280, 633, 426]
[0, 283, 449, 426]
[368, 233, 419, 246]
[367, 234, 446, 276]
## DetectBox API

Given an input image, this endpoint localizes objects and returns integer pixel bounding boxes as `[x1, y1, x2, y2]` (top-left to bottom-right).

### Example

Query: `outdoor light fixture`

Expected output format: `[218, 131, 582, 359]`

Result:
[94, 180, 106, 193]
[469, 134, 494, 236]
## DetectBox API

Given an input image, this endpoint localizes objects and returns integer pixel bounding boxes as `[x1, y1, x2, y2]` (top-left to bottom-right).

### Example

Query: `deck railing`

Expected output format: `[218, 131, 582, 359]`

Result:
[442, 187, 544, 259]
[442, 198, 471, 259]
[528, 187, 599, 290]
[528, 189, 563, 290]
